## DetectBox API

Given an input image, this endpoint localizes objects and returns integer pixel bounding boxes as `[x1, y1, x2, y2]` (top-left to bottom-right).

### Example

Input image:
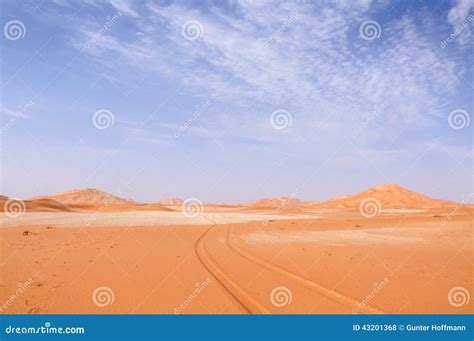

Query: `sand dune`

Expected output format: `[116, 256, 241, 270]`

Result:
[74, 203, 176, 213]
[2, 190, 174, 214]
[3, 184, 463, 213]
[245, 196, 312, 208]
[32, 188, 133, 206]
[34, 189, 180, 213]
[157, 198, 184, 206]
[0, 196, 74, 213]
[316, 183, 456, 209]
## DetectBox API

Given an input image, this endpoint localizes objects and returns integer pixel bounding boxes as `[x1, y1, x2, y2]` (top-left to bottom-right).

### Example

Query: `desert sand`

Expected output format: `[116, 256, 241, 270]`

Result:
[0, 184, 472, 314]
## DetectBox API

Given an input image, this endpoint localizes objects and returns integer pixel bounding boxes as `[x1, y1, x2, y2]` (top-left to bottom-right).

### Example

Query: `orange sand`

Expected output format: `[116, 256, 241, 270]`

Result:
[1, 185, 472, 314]
[1, 206, 471, 314]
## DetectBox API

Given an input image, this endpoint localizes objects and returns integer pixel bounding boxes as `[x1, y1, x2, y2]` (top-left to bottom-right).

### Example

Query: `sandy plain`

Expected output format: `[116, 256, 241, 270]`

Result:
[1, 201, 472, 314]
[0, 209, 473, 314]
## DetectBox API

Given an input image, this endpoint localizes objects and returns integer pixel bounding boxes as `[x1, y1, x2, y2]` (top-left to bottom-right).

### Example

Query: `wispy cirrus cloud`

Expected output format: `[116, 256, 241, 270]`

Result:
[71, 0, 463, 137]
[447, 0, 474, 45]
[2, 0, 471, 201]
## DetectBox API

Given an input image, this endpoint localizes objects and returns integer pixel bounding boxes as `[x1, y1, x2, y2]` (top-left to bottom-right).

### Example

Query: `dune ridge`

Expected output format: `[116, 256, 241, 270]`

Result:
[245, 196, 311, 208]
[1, 183, 465, 214]
[31, 188, 132, 205]
[157, 198, 184, 206]
[315, 183, 457, 209]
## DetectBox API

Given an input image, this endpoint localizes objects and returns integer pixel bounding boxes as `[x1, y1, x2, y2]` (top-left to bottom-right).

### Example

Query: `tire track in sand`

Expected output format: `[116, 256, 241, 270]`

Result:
[226, 224, 384, 314]
[195, 214, 270, 314]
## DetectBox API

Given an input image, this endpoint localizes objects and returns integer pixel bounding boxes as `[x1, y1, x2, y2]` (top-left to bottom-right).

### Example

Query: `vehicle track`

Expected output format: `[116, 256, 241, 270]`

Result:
[226, 224, 384, 314]
[195, 215, 269, 313]
[196, 214, 384, 314]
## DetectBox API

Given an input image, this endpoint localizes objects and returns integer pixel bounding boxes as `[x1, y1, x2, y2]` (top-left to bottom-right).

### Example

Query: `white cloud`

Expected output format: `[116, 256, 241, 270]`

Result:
[447, 0, 474, 45]
[69, 1, 466, 149]
[108, 0, 138, 17]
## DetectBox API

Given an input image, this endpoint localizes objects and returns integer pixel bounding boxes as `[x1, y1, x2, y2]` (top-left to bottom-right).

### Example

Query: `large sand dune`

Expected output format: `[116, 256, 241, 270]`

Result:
[316, 183, 457, 209]
[2, 190, 175, 214]
[32, 188, 133, 206]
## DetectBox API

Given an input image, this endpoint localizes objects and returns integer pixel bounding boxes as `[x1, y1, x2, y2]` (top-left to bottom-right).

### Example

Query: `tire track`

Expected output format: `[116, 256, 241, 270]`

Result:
[226, 225, 384, 314]
[195, 216, 269, 314]
[197, 213, 384, 314]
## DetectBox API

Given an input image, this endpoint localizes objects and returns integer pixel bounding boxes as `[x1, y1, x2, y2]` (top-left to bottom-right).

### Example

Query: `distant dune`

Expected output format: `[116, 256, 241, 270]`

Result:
[316, 183, 457, 209]
[157, 198, 184, 206]
[1, 184, 464, 214]
[31, 188, 132, 206]
[0, 196, 74, 213]
[245, 196, 312, 208]
[1, 189, 174, 213]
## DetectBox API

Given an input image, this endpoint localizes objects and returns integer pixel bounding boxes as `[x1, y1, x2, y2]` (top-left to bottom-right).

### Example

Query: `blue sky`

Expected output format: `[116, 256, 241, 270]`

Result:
[1, 0, 472, 203]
